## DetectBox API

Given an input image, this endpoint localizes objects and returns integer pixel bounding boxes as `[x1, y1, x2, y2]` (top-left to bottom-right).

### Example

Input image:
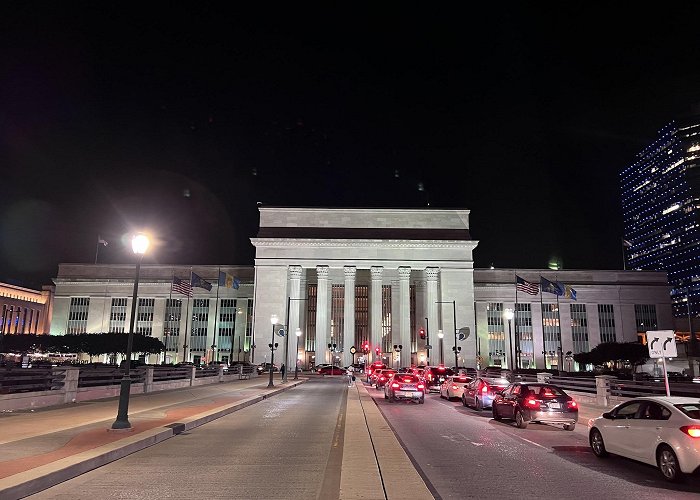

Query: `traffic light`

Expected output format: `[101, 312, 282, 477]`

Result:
[419, 327, 426, 340]
[362, 341, 370, 353]
[375, 346, 381, 355]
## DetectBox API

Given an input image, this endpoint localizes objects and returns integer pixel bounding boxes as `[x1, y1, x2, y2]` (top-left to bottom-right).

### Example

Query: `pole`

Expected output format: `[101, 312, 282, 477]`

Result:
[539, 277, 545, 369]
[507, 318, 514, 371]
[268, 322, 276, 388]
[452, 300, 458, 369]
[661, 355, 671, 397]
[514, 273, 519, 370]
[440, 335, 444, 365]
[112, 254, 142, 429]
[556, 292, 562, 373]
[183, 293, 191, 363]
[294, 331, 300, 380]
[212, 267, 221, 363]
[425, 316, 430, 365]
[283, 296, 291, 382]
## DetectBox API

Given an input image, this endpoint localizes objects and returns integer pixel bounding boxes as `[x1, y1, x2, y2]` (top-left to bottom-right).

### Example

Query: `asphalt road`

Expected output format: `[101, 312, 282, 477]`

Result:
[368, 384, 700, 499]
[28, 377, 348, 500]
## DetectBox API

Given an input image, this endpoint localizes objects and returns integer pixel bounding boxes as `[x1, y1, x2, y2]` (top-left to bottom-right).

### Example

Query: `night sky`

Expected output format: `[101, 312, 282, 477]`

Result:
[3, 5, 700, 288]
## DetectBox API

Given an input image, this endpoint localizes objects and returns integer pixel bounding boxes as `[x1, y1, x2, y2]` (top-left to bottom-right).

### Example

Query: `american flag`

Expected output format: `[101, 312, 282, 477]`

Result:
[172, 276, 193, 297]
[516, 275, 539, 295]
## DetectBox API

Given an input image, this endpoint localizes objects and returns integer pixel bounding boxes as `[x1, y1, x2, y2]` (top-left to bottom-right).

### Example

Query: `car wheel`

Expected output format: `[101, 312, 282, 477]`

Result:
[389, 394, 394, 403]
[563, 423, 576, 431]
[384, 392, 388, 399]
[419, 397, 425, 404]
[462, 395, 467, 407]
[474, 397, 482, 411]
[589, 429, 608, 458]
[440, 391, 445, 399]
[515, 410, 528, 429]
[657, 445, 683, 482]
[492, 406, 502, 421]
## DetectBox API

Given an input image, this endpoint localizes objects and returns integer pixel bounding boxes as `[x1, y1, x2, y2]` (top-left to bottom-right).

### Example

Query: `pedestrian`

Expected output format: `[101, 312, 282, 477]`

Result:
[280, 363, 286, 379]
[347, 365, 355, 387]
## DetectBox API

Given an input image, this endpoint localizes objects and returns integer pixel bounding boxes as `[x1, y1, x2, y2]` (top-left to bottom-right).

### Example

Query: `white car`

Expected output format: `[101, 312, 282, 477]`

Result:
[439, 375, 472, 400]
[588, 396, 700, 482]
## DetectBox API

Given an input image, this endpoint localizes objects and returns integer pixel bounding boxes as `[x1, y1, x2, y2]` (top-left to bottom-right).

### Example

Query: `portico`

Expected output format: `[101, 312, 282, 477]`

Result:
[250, 207, 479, 370]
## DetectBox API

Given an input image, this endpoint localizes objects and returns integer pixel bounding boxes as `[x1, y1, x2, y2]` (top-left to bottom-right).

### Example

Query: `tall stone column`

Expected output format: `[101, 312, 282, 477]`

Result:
[343, 266, 356, 367]
[370, 266, 383, 364]
[316, 266, 330, 365]
[288, 265, 303, 370]
[425, 267, 439, 366]
[398, 266, 411, 368]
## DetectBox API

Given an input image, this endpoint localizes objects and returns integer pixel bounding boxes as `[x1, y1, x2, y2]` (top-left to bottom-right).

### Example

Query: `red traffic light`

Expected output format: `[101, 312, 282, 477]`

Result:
[419, 328, 426, 340]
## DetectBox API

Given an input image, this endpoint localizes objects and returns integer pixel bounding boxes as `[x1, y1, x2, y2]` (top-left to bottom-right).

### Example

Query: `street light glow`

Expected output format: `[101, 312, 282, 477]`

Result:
[270, 314, 278, 325]
[504, 308, 514, 321]
[131, 233, 150, 255]
[295, 328, 302, 337]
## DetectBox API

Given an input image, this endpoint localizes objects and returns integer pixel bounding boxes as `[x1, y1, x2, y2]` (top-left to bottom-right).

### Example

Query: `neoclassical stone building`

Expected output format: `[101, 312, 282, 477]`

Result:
[47, 206, 675, 371]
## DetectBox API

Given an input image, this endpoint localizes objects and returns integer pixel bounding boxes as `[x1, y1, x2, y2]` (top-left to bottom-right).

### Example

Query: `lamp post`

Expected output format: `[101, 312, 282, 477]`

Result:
[437, 330, 444, 365]
[504, 308, 514, 371]
[437, 301, 458, 369]
[268, 314, 278, 388]
[328, 343, 338, 367]
[294, 328, 302, 380]
[424, 316, 430, 365]
[111, 233, 149, 430]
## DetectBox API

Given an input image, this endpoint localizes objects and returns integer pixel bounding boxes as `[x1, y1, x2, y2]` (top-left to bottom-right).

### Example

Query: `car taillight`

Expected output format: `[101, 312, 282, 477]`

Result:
[525, 398, 540, 409]
[681, 425, 700, 438]
[567, 400, 578, 409]
[380, 376, 386, 381]
[452, 385, 459, 390]
[391, 382, 400, 388]
[481, 385, 489, 393]
[417, 384, 425, 390]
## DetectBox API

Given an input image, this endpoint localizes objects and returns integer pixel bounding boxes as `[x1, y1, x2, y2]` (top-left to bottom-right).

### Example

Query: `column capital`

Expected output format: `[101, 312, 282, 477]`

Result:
[289, 265, 303, 280]
[316, 265, 329, 279]
[398, 266, 412, 280]
[425, 267, 440, 281]
[344, 266, 357, 280]
[370, 266, 384, 280]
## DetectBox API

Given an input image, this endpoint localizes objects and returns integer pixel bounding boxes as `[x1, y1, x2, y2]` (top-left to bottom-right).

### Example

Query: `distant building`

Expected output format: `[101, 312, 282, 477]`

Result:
[47, 207, 675, 372]
[0, 282, 53, 335]
[621, 115, 700, 317]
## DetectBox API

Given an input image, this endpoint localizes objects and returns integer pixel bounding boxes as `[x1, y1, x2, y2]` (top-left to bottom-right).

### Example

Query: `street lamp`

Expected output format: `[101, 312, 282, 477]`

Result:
[268, 314, 278, 388]
[283, 297, 308, 383]
[437, 330, 444, 365]
[504, 308, 514, 371]
[328, 343, 338, 366]
[112, 233, 150, 430]
[294, 328, 302, 380]
[437, 301, 458, 369]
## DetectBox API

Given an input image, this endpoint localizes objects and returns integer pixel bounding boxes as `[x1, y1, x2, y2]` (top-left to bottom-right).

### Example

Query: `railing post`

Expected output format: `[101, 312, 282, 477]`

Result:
[218, 364, 225, 382]
[536, 372, 552, 384]
[189, 365, 197, 386]
[62, 366, 80, 404]
[144, 366, 154, 393]
[595, 375, 614, 406]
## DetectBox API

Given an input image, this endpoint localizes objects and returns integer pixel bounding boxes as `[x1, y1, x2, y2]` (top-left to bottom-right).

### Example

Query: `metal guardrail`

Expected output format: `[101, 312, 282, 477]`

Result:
[152, 367, 191, 382]
[77, 367, 144, 387]
[0, 368, 54, 393]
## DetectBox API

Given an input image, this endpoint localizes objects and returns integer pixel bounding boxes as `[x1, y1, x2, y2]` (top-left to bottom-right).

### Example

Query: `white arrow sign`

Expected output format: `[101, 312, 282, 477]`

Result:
[647, 330, 677, 358]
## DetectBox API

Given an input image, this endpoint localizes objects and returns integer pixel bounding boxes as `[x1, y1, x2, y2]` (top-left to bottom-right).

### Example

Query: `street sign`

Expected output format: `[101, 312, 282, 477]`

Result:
[277, 328, 286, 337]
[458, 327, 470, 341]
[425, 344, 432, 349]
[350, 346, 356, 354]
[647, 330, 677, 358]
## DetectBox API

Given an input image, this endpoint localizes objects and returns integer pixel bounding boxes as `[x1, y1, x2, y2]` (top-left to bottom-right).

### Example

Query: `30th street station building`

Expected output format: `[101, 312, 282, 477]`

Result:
[47, 207, 675, 372]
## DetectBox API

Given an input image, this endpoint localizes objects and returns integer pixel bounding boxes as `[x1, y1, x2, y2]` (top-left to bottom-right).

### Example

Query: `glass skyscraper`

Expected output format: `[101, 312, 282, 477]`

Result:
[621, 116, 700, 317]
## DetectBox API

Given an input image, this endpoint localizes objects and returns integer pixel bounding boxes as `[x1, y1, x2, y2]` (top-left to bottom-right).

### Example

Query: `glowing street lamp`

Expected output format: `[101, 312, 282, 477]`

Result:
[112, 233, 150, 430]
[504, 308, 514, 371]
[437, 330, 444, 365]
[294, 328, 302, 380]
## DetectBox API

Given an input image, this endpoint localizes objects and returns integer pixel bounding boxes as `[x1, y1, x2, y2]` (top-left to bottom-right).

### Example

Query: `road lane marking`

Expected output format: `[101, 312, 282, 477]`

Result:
[515, 435, 548, 450]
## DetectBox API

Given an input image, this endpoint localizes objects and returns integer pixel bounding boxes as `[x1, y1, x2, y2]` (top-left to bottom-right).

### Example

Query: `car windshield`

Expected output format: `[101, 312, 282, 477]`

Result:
[430, 368, 454, 376]
[381, 370, 396, 376]
[451, 376, 471, 383]
[484, 378, 509, 387]
[527, 385, 565, 397]
[394, 375, 419, 383]
[675, 403, 700, 419]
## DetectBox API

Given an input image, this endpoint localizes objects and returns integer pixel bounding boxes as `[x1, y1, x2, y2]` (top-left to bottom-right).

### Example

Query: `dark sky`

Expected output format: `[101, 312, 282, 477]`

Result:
[3, 4, 700, 288]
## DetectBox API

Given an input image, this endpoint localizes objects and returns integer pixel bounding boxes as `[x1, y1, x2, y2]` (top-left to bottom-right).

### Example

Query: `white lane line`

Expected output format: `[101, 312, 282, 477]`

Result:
[515, 435, 549, 450]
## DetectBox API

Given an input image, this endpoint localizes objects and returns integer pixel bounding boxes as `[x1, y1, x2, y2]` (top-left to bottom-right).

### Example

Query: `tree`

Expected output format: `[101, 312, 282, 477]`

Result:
[574, 342, 649, 371]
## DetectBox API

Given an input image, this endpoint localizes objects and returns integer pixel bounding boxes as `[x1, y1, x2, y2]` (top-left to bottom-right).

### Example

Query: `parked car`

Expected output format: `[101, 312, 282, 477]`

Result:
[318, 365, 345, 375]
[462, 377, 510, 410]
[256, 363, 279, 374]
[422, 366, 455, 393]
[374, 369, 396, 389]
[492, 383, 578, 430]
[439, 374, 472, 400]
[384, 373, 425, 403]
[588, 396, 700, 482]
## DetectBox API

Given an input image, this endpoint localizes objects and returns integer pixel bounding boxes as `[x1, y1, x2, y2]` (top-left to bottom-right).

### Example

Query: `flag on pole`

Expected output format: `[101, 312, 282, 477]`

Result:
[516, 275, 539, 295]
[540, 276, 564, 296]
[622, 238, 632, 247]
[219, 271, 234, 288]
[172, 276, 193, 297]
[97, 236, 108, 246]
[191, 272, 212, 291]
[560, 283, 577, 300]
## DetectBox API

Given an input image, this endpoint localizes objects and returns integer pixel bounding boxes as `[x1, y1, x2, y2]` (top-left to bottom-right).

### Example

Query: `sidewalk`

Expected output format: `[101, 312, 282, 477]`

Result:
[0, 375, 306, 499]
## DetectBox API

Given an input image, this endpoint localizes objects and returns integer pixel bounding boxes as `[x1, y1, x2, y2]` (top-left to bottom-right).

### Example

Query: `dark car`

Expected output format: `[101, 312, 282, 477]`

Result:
[318, 365, 345, 375]
[366, 362, 387, 382]
[374, 369, 396, 389]
[492, 383, 578, 430]
[462, 377, 510, 410]
[422, 366, 455, 393]
[256, 363, 279, 374]
[384, 373, 425, 403]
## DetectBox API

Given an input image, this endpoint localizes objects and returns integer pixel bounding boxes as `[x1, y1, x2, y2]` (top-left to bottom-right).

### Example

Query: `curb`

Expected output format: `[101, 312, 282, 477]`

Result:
[0, 380, 306, 500]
